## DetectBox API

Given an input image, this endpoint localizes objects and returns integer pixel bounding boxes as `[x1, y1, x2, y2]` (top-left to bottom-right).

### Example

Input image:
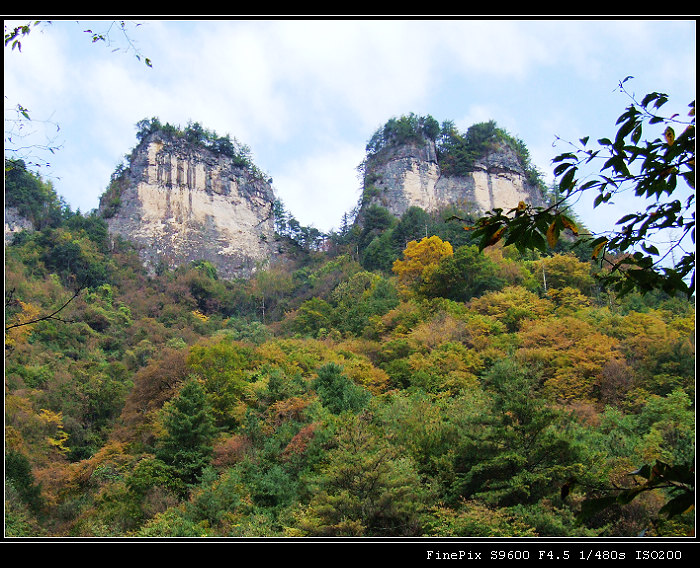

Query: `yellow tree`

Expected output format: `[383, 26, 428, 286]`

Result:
[5, 300, 41, 350]
[516, 316, 621, 403]
[532, 253, 595, 295]
[469, 286, 554, 332]
[392, 236, 453, 292]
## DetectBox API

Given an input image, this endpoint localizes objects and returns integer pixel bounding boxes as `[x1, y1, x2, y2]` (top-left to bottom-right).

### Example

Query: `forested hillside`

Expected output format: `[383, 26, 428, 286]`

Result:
[5, 148, 695, 538]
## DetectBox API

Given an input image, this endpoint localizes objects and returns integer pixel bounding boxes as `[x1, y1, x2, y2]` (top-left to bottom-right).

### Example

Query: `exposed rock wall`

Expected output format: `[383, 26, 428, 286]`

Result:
[100, 134, 276, 279]
[4, 206, 34, 245]
[363, 139, 545, 218]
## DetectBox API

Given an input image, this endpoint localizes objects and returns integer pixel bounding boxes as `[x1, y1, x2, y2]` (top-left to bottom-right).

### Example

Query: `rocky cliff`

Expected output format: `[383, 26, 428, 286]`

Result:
[96, 117, 545, 280]
[360, 135, 546, 220]
[100, 132, 276, 279]
[4, 206, 34, 245]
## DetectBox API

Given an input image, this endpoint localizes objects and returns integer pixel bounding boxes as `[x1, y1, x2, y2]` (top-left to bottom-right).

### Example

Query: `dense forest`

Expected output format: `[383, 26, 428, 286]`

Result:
[4, 112, 695, 539]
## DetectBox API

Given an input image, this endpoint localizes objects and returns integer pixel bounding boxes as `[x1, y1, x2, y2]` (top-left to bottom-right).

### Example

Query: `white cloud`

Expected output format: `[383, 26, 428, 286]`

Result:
[4, 18, 695, 232]
[273, 142, 366, 232]
[436, 19, 554, 78]
[4, 23, 71, 161]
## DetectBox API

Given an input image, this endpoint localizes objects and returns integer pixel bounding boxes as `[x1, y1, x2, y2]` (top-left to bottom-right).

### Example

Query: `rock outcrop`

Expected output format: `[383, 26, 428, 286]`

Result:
[97, 118, 546, 280]
[361, 138, 546, 219]
[100, 133, 276, 279]
[4, 206, 34, 245]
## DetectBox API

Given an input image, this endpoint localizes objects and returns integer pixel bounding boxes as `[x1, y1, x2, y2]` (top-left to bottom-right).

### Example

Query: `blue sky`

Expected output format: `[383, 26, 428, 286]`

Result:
[4, 18, 696, 237]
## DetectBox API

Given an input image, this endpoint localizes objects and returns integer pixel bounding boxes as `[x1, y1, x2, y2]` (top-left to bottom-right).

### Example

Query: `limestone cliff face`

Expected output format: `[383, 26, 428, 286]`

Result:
[4, 206, 34, 245]
[100, 133, 276, 279]
[362, 139, 545, 219]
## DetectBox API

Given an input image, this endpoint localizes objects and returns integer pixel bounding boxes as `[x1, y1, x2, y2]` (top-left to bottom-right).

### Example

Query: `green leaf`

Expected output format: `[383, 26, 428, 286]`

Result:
[632, 125, 642, 145]
[558, 167, 577, 193]
[658, 492, 694, 518]
[616, 213, 639, 224]
[553, 162, 574, 176]
[578, 495, 619, 521]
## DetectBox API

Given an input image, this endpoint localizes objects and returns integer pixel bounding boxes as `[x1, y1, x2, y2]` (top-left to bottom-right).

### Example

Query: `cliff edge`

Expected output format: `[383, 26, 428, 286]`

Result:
[99, 129, 276, 279]
[359, 116, 546, 220]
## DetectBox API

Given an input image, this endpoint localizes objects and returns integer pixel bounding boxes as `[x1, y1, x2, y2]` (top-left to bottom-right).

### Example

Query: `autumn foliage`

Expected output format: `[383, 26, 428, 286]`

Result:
[5, 157, 694, 539]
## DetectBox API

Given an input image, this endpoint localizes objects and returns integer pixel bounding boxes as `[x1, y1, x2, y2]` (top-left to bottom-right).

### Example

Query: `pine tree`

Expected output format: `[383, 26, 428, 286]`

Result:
[156, 378, 217, 485]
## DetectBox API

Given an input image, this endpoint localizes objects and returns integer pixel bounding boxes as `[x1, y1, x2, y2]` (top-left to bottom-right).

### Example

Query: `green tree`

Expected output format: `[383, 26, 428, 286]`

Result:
[357, 205, 397, 261]
[437, 120, 544, 189]
[572, 389, 695, 530]
[4, 158, 67, 228]
[452, 359, 586, 507]
[330, 271, 398, 335]
[364, 113, 440, 159]
[391, 206, 433, 250]
[187, 338, 258, 427]
[156, 378, 217, 486]
[312, 363, 371, 415]
[438, 120, 501, 175]
[5, 449, 44, 513]
[533, 253, 596, 295]
[289, 297, 334, 337]
[420, 244, 507, 301]
[469, 285, 553, 332]
[424, 500, 538, 537]
[34, 225, 111, 290]
[289, 414, 427, 536]
[135, 508, 211, 537]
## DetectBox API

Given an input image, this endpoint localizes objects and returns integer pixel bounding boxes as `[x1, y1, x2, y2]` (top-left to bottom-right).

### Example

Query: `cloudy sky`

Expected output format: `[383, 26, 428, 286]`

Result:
[4, 18, 696, 235]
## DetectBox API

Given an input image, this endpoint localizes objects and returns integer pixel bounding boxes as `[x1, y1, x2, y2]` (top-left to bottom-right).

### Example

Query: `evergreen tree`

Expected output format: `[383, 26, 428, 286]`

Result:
[290, 414, 427, 536]
[452, 359, 585, 507]
[313, 363, 371, 415]
[156, 378, 217, 485]
[5, 450, 44, 513]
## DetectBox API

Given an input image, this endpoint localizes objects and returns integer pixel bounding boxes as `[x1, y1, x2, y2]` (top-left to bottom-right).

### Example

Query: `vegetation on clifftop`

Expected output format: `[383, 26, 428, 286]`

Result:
[361, 112, 546, 193]
[134, 117, 261, 171]
[99, 118, 272, 219]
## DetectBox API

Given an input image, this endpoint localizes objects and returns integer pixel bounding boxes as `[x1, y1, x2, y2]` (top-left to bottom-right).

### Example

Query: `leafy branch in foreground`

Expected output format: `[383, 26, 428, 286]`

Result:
[5, 20, 152, 66]
[467, 79, 695, 298]
[4, 21, 40, 51]
[566, 460, 694, 523]
[5, 20, 152, 170]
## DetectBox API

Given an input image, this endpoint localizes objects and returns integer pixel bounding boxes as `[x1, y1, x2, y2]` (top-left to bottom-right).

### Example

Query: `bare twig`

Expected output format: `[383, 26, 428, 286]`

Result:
[5, 286, 83, 331]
